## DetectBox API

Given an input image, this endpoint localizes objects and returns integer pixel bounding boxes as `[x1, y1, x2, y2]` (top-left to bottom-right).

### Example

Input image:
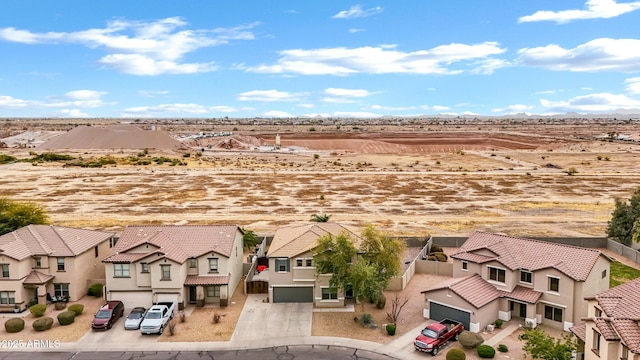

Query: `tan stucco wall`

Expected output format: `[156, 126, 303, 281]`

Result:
[452, 259, 482, 278]
[576, 256, 610, 323]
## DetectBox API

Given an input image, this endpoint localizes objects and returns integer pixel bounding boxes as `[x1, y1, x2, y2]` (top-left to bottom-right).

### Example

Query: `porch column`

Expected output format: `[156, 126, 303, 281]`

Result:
[196, 286, 205, 307]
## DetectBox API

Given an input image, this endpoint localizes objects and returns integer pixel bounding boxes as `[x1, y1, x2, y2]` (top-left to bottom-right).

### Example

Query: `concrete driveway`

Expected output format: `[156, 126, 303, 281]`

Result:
[231, 294, 312, 344]
[76, 310, 160, 346]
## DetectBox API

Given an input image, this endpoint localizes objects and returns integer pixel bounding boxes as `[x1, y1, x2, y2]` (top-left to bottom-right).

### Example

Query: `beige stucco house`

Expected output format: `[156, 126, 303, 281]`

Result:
[570, 278, 640, 360]
[266, 222, 362, 307]
[102, 225, 244, 310]
[421, 231, 611, 333]
[0, 225, 115, 312]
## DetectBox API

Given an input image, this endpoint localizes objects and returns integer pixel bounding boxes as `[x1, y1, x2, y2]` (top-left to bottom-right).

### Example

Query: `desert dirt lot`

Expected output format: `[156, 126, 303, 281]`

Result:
[2, 122, 640, 237]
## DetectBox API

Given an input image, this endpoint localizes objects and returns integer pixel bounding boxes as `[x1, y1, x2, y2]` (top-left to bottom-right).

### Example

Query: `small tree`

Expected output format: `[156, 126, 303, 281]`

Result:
[0, 197, 49, 235]
[607, 187, 640, 245]
[242, 229, 260, 249]
[520, 328, 576, 360]
[314, 233, 358, 294]
[386, 292, 409, 324]
[310, 213, 331, 222]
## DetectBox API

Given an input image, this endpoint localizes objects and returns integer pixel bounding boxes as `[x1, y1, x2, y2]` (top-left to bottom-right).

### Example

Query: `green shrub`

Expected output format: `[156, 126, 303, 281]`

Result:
[459, 330, 484, 349]
[57, 311, 76, 326]
[360, 313, 373, 325]
[446, 348, 466, 360]
[4, 318, 25, 333]
[29, 303, 47, 318]
[430, 244, 443, 253]
[54, 302, 66, 310]
[87, 283, 103, 297]
[497, 344, 508, 352]
[385, 323, 396, 336]
[376, 294, 386, 309]
[431, 252, 448, 262]
[494, 319, 503, 329]
[32, 317, 54, 331]
[477, 344, 496, 358]
[68, 303, 84, 316]
[0, 154, 17, 164]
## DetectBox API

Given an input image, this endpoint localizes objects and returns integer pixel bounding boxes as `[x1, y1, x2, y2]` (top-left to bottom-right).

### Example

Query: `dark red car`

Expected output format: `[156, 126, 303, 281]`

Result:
[91, 300, 124, 330]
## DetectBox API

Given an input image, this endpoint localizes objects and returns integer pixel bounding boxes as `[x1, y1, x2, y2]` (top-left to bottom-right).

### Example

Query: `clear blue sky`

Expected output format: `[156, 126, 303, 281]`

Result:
[1, 0, 639, 118]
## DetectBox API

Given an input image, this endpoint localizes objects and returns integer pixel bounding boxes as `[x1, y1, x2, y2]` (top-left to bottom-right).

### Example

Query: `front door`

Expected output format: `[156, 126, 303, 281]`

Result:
[189, 286, 197, 304]
[519, 303, 527, 318]
[33, 288, 38, 304]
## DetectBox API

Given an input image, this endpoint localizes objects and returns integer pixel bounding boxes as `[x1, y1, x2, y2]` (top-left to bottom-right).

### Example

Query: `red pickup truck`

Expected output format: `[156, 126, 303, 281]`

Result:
[414, 319, 464, 355]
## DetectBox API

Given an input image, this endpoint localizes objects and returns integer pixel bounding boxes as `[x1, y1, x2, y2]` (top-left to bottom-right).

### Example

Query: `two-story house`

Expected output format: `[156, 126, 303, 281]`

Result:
[421, 231, 611, 332]
[102, 225, 244, 310]
[267, 222, 362, 307]
[0, 225, 115, 312]
[570, 278, 640, 360]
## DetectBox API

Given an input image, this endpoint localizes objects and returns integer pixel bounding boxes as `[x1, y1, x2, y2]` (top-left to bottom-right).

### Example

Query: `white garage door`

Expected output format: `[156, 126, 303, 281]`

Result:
[109, 291, 152, 309]
[155, 293, 180, 307]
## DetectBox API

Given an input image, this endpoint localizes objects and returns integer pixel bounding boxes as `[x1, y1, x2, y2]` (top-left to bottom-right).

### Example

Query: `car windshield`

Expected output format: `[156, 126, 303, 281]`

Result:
[421, 328, 438, 338]
[128, 312, 143, 319]
[145, 312, 161, 319]
[95, 310, 112, 319]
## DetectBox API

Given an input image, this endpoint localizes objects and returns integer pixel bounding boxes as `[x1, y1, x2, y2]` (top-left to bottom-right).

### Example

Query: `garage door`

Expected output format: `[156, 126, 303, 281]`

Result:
[109, 291, 152, 309]
[155, 293, 180, 308]
[273, 287, 313, 303]
[429, 301, 471, 330]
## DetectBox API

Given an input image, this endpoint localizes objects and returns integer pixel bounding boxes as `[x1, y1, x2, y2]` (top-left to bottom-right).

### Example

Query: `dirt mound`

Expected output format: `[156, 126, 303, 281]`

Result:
[38, 125, 183, 151]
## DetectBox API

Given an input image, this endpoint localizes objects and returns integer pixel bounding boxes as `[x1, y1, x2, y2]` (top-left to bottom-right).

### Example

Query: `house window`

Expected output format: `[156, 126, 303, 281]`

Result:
[592, 329, 601, 355]
[208, 258, 218, 272]
[140, 263, 149, 273]
[601, 269, 607, 279]
[520, 270, 532, 284]
[161, 265, 171, 280]
[489, 266, 506, 283]
[0, 291, 15, 304]
[321, 287, 338, 300]
[54, 283, 70, 297]
[114, 263, 130, 277]
[275, 258, 290, 272]
[548, 277, 560, 292]
[306, 259, 313, 267]
[94, 246, 99, 258]
[622, 344, 629, 359]
[189, 259, 197, 268]
[1, 264, 9, 278]
[57, 257, 65, 271]
[206, 285, 221, 297]
[296, 259, 303, 267]
[34, 257, 41, 268]
[462, 261, 468, 271]
[595, 307, 602, 317]
[544, 305, 563, 322]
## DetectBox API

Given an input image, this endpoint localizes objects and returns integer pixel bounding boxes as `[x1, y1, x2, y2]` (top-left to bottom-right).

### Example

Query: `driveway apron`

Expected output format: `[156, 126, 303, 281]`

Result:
[231, 294, 312, 344]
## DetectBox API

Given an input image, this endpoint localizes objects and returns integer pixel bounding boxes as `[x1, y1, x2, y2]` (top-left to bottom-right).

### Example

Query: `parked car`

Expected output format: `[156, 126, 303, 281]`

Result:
[140, 302, 175, 335]
[91, 300, 125, 330]
[124, 307, 147, 330]
[414, 318, 464, 355]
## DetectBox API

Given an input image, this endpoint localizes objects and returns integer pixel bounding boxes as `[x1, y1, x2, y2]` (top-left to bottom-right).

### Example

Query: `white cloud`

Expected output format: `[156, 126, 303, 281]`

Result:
[138, 90, 169, 97]
[492, 104, 534, 114]
[348, 28, 365, 33]
[0, 91, 108, 109]
[333, 5, 383, 19]
[321, 97, 356, 104]
[244, 42, 506, 75]
[519, 0, 640, 24]
[123, 103, 209, 115]
[471, 58, 510, 74]
[540, 93, 640, 112]
[237, 89, 306, 102]
[421, 105, 451, 112]
[0, 17, 259, 75]
[535, 89, 562, 95]
[517, 38, 640, 72]
[297, 103, 315, 108]
[263, 110, 294, 117]
[59, 109, 92, 117]
[625, 77, 640, 94]
[209, 105, 238, 113]
[324, 88, 371, 97]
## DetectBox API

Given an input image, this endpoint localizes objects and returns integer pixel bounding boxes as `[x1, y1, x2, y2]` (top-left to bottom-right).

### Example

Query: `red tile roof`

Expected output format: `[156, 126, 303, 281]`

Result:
[594, 318, 620, 340]
[102, 251, 158, 263]
[500, 286, 543, 304]
[184, 275, 230, 286]
[570, 323, 586, 342]
[22, 270, 55, 285]
[0, 225, 114, 260]
[106, 225, 241, 265]
[452, 231, 605, 281]
[612, 319, 640, 353]
[422, 274, 501, 309]
[269, 222, 363, 258]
